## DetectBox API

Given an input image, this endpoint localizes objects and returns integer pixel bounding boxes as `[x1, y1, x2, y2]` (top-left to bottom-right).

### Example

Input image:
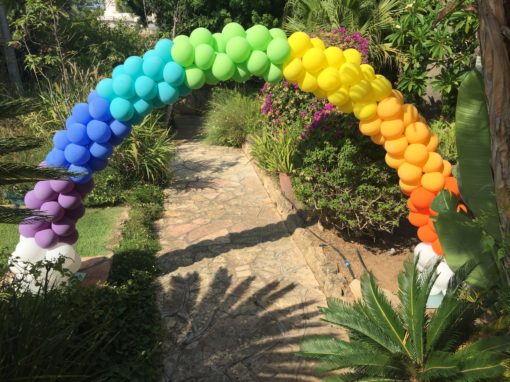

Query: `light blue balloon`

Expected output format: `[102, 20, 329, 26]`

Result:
[135, 76, 157, 100]
[157, 82, 179, 104]
[112, 65, 125, 78]
[155, 38, 174, 62]
[113, 74, 135, 99]
[163, 61, 185, 86]
[152, 96, 165, 109]
[134, 98, 152, 116]
[143, 56, 164, 81]
[130, 113, 145, 125]
[178, 83, 192, 97]
[96, 78, 115, 100]
[124, 56, 144, 77]
[110, 98, 134, 122]
[143, 49, 158, 60]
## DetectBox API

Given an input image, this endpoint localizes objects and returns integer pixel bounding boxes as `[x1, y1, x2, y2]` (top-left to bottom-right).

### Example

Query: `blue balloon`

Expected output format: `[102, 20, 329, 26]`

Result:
[45, 148, 68, 168]
[133, 98, 152, 116]
[64, 143, 90, 165]
[110, 120, 132, 138]
[143, 56, 164, 81]
[158, 82, 179, 104]
[69, 164, 92, 184]
[87, 120, 112, 143]
[155, 38, 174, 61]
[72, 103, 92, 125]
[96, 78, 115, 100]
[110, 98, 134, 122]
[135, 76, 157, 100]
[67, 123, 91, 145]
[109, 134, 124, 146]
[65, 116, 77, 129]
[88, 157, 108, 171]
[112, 74, 135, 99]
[112, 65, 125, 78]
[87, 90, 100, 103]
[89, 142, 113, 159]
[163, 61, 185, 86]
[89, 96, 111, 122]
[178, 83, 192, 97]
[124, 56, 144, 77]
[53, 130, 70, 150]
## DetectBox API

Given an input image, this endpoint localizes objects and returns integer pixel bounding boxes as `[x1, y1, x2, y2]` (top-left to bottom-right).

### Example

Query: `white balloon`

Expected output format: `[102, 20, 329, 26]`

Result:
[416, 243, 441, 270]
[45, 243, 81, 274]
[413, 242, 428, 259]
[435, 261, 455, 290]
[430, 285, 443, 296]
[11, 236, 46, 263]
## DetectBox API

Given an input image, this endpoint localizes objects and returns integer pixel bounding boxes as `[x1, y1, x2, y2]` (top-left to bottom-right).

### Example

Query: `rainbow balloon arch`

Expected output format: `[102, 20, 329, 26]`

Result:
[10, 23, 457, 298]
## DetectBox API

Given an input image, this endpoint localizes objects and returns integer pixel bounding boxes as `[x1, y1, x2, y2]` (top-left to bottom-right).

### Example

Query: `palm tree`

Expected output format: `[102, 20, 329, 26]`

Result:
[283, 0, 405, 71]
[299, 260, 510, 381]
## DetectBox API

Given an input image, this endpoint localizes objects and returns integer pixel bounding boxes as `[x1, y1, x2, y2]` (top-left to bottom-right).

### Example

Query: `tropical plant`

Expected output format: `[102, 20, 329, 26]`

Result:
[299, 260, 510, 381]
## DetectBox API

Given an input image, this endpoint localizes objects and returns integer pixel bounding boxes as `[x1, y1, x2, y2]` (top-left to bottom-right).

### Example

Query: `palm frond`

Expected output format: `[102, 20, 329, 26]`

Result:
[0, 96, 41, 118]
[419, 351, 460, 380]
[0, 206, 48, 224]
[0, 137, 41, 156]
[454, 353, 508, 381]
[0, 163, 71, 185]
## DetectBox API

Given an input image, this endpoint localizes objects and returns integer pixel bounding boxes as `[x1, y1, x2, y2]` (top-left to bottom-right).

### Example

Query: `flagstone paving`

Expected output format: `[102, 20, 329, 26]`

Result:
[156, 119, 334, 381]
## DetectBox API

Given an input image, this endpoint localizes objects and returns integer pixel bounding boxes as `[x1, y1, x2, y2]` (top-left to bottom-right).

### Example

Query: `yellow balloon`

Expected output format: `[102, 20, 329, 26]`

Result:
[288, 32, 312, 58]
[317, 67, 341, 91]
[324, 47, 345, 68]
[353, 101, 377, 120]
[349, 80, 372, 102]
[360, 64, 376, 81]
[327, 86, 349, 106]
[359, 116, 381, 137]
[343, 48, 362, 65]
[339, 62, 362, 85]
[302, 48, 327, 73]
[337, 100, 353, 113]
[298, 71, 318, 92]
[282, 57, 305, 82]
[310, 37, 325, 50]
[313, 87, 328, 99]
[371, 75, 392, 101]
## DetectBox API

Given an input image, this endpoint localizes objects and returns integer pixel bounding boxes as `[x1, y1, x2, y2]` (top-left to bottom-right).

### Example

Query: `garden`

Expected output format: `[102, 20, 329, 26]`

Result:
[0, 0, 509, 381]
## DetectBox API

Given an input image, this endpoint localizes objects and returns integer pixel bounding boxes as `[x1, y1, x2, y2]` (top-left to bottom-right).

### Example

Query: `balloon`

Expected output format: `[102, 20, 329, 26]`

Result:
[435, 261, 454, 290]
[288, 31, 312, 57]
[24, 191, 43, 210]
[194, 44, 215, 70]
[427, 134, 439, 152]
[88, 96, 111, 122]
[113, 74, 135, 99]
[19, 219, 50, 238]
[222, 22, 246, 41]
[442, 160, 452, 177]
[35, 228, 58, 249]
[64, 143, 90, 165]
[133, 98, 152, 116]
[246, 25, 271, 51]
[211, 53, 235, 81]
[58, 191, 82, 209]
[87, 120, 112, 143]
[124, 56, 144, 77]
[384, 136, 408, 156]
[66, 116, 77, 128]
[262, 63, 283, 84]
[89, 142, 113, 160]
[163, 61, 186, 86]
[225, 36, 251, 64]
[339, 62, 362, 85]
[96, 78, 115, 100]
[40, 201, 64, 221]
[371, 75, 393, 101]
[45, 148, 68, 168]
[360, 64, 376, 81]
[310, 37, 325, 50]
[53, 130, 70, 150]
[67, 123, 91, 146]
[414, 243, 439, 269]
[212, 33, 226, 53]
[232, 63, 252, 83]
[178, 83, 192, 97]
[398, 163, 422, 184]
[171, 40, 195, 67]
[12, 237, 46, 263]
[110, 120, 132, 139]
[410, 187, 436, 210]
[74, 179, 94, 195]
[405, 144, 429, 167]
[302, 48, 326, 72]
[46, 243, 81, 273]
[110, 98, 134, 121]
[183, 66, 205, 90]
[158, 82, 180, 104]
[112, 64, 125, 78]
[34, 181, 58, 201]
[88, 157, 108, 171]
[298, 71, 318, 92]
[282, 57, 305, 82]
[173, 34, 189, 44]
[133, 76, 156, 101]
[204, 69, 220, 85]
[66, 204, 85, 220]
[59, 230, 78, 245]
[266, 38, 291, 65]
[421, 172, 445, 192]
[380, 119, 405, 139]
[72, 103, 92, 125]
[68, 164, 92, 184]
[349, 80, 372, 102]
[343, 48, 362, 65]
[317, 67, 341, 92]
[324, 47, 345, 68]
[189, 27, 213, 47]
[423, 152, 444, 173]
[155, 38, 173, 61]
[50, 180, 74, 194]
[405, 122, 430, 144]
[246, 51, 269, 75]
[142, 55, 164, 81]
[378, 98, 404, 120]
[87, 90, 100, 103]
[51, 217, 76, 237]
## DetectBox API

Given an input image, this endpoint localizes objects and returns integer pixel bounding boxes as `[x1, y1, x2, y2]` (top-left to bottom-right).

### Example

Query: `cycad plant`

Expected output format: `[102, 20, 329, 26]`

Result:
[299, 260, 510, 381]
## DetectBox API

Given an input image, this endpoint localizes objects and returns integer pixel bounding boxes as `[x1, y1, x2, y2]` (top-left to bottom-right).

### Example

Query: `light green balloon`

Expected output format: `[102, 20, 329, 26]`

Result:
[185, 66, 206, 90]
[269, 28, 287, 39]
[189, 27, 213, 47]
[266, 38, 291, 65]
[232, 63, 252, 83]
[173, 35, 190, 44]
[211, 53, 235, 81]
[194, 44, 215, 70]
[246, 25, 271, 51]
[212, 33, 226, 53]
[225, 36, 251, 64]
[246, 50, 269, 76]
[204, 69, 220, 85]
[222, 22, 246, 42]
[263, 63, 283, 84]
[171, 40, 195, 67]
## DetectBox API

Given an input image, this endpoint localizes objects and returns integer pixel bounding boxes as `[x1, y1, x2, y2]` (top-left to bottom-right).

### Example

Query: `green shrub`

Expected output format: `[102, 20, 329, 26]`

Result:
[126, 183, 165, 207]
[250, 128, 299, 174]
[202, 87, 260, 147]
[85, 166, 128, 207]
[430, 119, 457, 163]
[292, 120, 406, 237]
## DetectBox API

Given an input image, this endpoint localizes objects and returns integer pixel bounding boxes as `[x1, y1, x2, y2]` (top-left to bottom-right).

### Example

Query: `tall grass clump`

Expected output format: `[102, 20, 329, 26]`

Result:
[202, 88, 260, 147]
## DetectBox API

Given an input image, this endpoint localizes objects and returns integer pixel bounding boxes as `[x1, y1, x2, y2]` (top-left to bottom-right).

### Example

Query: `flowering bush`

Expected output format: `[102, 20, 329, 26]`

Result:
[313, 27, 370, 62]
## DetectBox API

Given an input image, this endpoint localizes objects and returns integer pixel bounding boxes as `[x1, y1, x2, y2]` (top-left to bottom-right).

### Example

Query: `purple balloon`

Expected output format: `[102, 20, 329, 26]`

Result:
[65, 204, 85, 220]
[34, 181, 58, 202]
[35, 229, 58, 249]
[59, 230, 79, 245]
[51, 217, 76, 237]
[49, 180, 75, 194]
[75, 179, 95, 196]
[58, 191, 82, 209]
[24, 191, 44, 209]
[40, 201, 65, 221]
[19, 219, 50, 238]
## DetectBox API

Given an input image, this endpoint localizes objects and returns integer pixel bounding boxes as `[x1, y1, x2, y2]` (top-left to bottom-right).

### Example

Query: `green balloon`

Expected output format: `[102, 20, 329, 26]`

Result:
[173, 35, 190, 44]
[194, 44, 215, 70]
[189, 27, 212, 47]
[246, 25, 271, 51]
[204, 69, 220, 85]
[266, 38, 291, 65]
[263, 63, 283, 84]
[246, 50, 269, 76]
[225, 36, 251, 64]
[212, 33, 226, 53]
[232, 63, 252, 83]
[171, 40, 194, 67]
[211, 53, 235, 81]
[185, 66, 206, 90]
[269, 28, 287, 39]
[222, 22, 245, 42]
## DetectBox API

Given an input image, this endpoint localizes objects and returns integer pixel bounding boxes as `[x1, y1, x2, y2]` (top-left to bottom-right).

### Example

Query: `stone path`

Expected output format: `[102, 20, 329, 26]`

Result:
[156, 117, 332, 381]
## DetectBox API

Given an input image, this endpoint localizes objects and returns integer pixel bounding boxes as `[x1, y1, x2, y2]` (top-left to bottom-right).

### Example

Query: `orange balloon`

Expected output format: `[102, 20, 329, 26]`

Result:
[421, 172, 445, 192]
[404, 143, 429, 167]
[405, 122, 430, 144]
[392, 89, 404, 103]
[385, 153, 405, 169]
[410, 187, 436, 210]
[444, 176, 460, 197]
[400, 180, 419, 194]
[422, 152, 444, 173]
[370, 133, 385, 145]
[432, 239, 444, 256]
[377, 97, 402, 119]
[402, 104, 418, 126]
[417, 225, 437, 243]
[457, 204, 468, 214]
[380, 119, 405, 139]
[359, 116, 382, 136]
[442, 160, 452, 177]
[408, 212, 429, 227]
[427, 134, 439, 152]
[407, 198, 420, 213]
[384, 136, 408, 155]
[398, 162, 423, 184]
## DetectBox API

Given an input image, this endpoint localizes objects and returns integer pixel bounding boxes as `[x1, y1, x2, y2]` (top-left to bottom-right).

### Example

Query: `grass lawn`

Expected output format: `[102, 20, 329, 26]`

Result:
[0, 207, 125, 258]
